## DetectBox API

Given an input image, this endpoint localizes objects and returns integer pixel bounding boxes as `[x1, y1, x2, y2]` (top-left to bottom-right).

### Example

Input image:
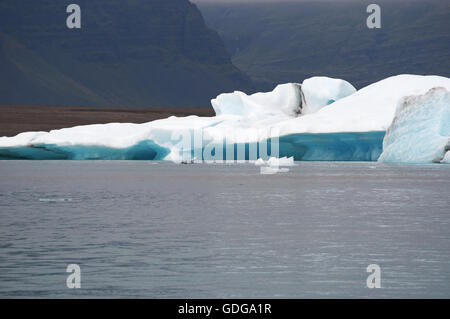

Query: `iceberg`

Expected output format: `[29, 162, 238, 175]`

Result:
[378, 87, 450, 164]
[300, 77, 356, 115]
[257, 157, 296, 167]
[211, 77, 355, 118]
[274, 75, 450, 135]
[254, 158, 266, 166]
[211, 83, 302, 118]
[254, 156, 295, 167]
[260, 166, 290, 175]
[256, 157, 295, 174]
[442, 151, 450, 164]
[1, 75, 449, 163]
[267, 156, 295, 167]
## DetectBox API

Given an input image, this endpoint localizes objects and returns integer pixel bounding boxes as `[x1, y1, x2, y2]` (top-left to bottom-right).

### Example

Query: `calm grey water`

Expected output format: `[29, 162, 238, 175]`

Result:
[0, 161, 449, 298]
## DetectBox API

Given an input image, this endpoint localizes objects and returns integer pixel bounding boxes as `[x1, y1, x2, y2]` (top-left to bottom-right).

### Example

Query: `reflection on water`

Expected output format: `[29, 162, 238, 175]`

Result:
[0, 161, 449, 298]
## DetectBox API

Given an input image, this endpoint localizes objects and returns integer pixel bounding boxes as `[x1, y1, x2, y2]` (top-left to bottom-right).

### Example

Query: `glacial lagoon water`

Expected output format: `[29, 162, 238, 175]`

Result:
[0, 161, 449, 298]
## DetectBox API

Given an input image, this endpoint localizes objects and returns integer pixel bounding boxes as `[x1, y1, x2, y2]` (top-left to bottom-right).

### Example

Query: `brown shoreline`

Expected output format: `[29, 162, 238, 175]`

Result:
[0, 105, 215, 137]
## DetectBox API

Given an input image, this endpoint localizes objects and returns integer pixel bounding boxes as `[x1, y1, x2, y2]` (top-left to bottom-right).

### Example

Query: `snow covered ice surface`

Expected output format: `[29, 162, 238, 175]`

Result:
[211, 83, 302, 118]
[300, 77, 356, 115]
[378, 87, 450, 164]
[1, 75, 450, 163]
[442, 151, 450, 164]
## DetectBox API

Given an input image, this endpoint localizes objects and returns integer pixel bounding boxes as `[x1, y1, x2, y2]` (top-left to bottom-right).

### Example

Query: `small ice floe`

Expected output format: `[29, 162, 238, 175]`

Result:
[39, 198, 73, 203]
[267, 156, 296, 167]
[256, 156, 295, 174]
[254, 158, 266, 166]
[442, 151, 450, 164]
[260, 166, 290, 175]
[255, 156, 295, 167]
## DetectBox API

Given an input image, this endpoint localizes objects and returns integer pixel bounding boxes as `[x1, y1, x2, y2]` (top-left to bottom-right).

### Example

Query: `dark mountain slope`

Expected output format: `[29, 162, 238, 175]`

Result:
[198, 0, 450, 90]
[0, 0, 252, 107]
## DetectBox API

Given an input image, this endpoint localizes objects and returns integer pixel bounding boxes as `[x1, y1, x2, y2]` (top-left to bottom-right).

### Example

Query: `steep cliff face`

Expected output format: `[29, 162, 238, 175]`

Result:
[0, 0, 252, 107]
[199, 1, 450, 90]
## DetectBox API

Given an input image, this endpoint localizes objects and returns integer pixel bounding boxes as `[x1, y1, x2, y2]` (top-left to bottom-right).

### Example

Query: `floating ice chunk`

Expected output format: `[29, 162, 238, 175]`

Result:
[256, 156, 294, 174]
[442, 151, 450, 164]
[254, 158, 266, 166]
[260, 166, 290, 175]
[267, 156, 295, 167]
[378, 87, 450, 164]
[301, 76, 356, 115]
[211, 83, 301, 118]
[254, 156, 295, 167]
[39, 198, 73, 202]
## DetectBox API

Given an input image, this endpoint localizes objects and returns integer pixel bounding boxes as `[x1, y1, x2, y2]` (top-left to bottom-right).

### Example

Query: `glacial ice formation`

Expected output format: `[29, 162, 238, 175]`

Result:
[442, 151, 450, 164]
[211, 83, 302, 118]
[300, 77, 356, 115]
[1, 75, 449, 163]
[378, 87, 450, 164]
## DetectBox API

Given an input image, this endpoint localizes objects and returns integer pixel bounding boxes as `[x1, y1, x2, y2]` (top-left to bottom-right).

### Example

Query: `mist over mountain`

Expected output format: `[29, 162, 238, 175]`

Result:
[0, 0, 252, 107]
[198, 0, 450, 89]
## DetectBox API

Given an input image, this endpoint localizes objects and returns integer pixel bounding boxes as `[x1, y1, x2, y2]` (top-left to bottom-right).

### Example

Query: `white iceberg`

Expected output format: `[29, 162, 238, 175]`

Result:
[211, 83, 302, 118]
[254, 158, 266, 166]
[211, 77, 355, 119]
[267, 156, 295, 167]
[255, 156, 295, 175]
[1, 75, 450, 163]
[275, 74, 450, 135]
[255, 156, 295, 168]
[260, 166, 290, 175]
[378, 87, 450, 164]
[300, 76, 356, 115]
[442, 151, 450, 164]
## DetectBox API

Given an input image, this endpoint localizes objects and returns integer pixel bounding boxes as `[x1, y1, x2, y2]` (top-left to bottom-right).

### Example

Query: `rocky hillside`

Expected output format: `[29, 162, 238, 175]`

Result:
[0, 0, 253, 107]
[198, 0, 450, 90]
